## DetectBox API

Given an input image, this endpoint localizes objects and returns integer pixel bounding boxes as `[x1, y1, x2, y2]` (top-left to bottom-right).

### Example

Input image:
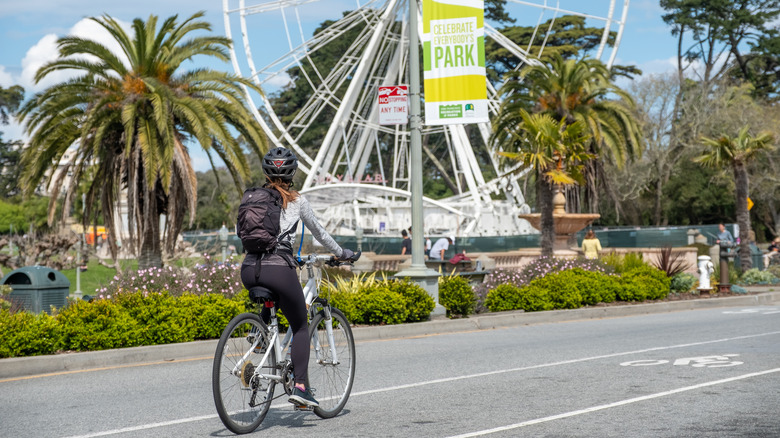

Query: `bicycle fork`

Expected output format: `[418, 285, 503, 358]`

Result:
[313, 307, 340, 366]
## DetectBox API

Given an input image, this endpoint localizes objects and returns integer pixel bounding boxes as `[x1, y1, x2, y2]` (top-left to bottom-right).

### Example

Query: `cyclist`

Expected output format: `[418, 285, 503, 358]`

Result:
[240, 146, 355, 408]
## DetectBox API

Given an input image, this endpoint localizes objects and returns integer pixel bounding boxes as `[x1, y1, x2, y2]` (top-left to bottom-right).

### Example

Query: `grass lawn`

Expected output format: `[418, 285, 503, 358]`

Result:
[60, 259, 138, 296]
[3, 255, 208, 298]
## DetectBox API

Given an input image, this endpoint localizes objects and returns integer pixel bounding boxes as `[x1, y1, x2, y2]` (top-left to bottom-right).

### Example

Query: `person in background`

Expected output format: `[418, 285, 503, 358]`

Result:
[715, 223, 735, 245]
[765, 237, 780, 268]
[400, 229, 412, 255]
[425, 235, 432, 259]
[581, 229, 602, 259]
[429, 235, 454, 260]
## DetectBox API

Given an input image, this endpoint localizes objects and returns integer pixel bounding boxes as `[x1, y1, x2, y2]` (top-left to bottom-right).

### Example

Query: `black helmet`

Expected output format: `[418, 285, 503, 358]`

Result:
[262, 147, 298, 181]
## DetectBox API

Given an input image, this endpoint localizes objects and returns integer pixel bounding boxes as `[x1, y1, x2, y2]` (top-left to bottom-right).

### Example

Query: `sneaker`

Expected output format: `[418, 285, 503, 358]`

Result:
[288, 387, 319, 407]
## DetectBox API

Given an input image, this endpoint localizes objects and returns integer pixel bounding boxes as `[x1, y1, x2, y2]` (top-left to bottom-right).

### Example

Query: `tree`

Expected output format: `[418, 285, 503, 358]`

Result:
[18, 12, 267, 269]
[0, 85, 24, 126]
[661, 0, 780, 88]
[501, 54, 642, 214]
[695, 127, 775, 269]
[485, 15, 640, 86]
[492, 109, 591, 256]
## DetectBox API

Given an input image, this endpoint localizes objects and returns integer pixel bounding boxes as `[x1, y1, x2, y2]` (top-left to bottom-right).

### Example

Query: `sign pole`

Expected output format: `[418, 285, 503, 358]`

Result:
[395, 0, 444, 316]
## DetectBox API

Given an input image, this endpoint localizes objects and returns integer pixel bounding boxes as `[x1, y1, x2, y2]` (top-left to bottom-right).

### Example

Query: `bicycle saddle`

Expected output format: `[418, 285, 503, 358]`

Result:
[248, 286, 278, 303]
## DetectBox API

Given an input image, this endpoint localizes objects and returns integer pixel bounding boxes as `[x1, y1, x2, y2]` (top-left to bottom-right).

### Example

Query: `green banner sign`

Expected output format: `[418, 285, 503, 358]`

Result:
[422, 0, 488, 125]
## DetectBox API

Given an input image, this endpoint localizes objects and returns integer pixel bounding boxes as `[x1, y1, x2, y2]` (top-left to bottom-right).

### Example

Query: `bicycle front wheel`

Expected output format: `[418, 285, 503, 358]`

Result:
[212, 312, 277, 434]
[307, 307, 356, 418]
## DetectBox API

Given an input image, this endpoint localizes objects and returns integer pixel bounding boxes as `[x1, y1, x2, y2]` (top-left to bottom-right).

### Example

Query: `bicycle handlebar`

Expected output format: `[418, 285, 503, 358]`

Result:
[297, 251, 362, 268]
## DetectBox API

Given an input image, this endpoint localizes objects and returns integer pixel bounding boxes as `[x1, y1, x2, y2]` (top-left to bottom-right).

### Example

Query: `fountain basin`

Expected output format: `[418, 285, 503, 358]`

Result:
[518, 213, 600, 252]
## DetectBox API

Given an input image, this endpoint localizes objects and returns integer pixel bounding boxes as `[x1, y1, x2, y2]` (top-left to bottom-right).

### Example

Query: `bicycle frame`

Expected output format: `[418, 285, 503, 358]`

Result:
[232, 254, 342, 383]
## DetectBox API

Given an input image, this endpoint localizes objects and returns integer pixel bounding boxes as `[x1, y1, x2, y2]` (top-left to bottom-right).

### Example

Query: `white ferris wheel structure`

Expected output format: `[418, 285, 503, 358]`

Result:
[222, 0, 630, 238]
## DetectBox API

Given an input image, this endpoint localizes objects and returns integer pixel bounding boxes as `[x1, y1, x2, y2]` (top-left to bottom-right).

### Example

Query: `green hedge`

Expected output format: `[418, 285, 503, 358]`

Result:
[0, 291, 245, 358]
[485, 266, 671, 313]
[1, 263, 677, 357]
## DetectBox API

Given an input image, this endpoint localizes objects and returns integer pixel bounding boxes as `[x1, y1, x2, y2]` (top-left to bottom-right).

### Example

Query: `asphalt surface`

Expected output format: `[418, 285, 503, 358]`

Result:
[1, 290, 778, 438]
[1, 287, 777, 379]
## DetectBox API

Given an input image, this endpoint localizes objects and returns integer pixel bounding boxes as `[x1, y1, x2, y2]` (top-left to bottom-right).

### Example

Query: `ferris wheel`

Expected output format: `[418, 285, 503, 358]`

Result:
[222, 0, 630, 237]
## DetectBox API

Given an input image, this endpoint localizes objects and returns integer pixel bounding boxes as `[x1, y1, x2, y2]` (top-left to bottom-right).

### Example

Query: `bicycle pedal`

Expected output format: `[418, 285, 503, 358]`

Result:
[293, 404, 314, 412]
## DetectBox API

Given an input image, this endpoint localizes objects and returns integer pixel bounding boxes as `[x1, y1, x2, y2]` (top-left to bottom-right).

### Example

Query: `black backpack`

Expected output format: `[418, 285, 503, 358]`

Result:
[237, 187, 296, 254]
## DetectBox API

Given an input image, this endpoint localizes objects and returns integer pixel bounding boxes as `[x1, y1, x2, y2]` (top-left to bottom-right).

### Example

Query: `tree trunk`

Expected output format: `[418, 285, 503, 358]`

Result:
[539, 178, 554, 258]
[138, 187, 163, 270]
[734, 163, 752, 270]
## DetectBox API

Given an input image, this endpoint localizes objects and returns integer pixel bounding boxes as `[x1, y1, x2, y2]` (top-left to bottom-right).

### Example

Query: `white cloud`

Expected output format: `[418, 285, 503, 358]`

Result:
[0, 66, 13, 87]
[18, 18, 132, 93]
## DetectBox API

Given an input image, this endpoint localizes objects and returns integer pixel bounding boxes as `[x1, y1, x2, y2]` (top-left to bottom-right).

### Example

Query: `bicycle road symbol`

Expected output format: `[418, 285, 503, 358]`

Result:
[723, 307, 780, 315]
[620, 354, 743, 368]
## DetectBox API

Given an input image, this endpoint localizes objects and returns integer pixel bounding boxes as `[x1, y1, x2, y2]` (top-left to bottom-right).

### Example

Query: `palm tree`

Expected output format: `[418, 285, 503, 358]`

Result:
[501, 53, 642, 213]
[492, 109, 592, 256]
[695, 126, 775, 270]
[18, 12, 267, 269]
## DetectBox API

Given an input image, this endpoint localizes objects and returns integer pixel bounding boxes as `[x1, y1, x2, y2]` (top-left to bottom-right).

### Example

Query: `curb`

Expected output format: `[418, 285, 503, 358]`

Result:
[2, 291, 778, 380]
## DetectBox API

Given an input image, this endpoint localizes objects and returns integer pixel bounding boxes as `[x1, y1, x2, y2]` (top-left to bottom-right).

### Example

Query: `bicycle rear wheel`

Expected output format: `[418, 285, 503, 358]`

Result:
[307, 307, 356, 418]
[212, 313, 277, 434]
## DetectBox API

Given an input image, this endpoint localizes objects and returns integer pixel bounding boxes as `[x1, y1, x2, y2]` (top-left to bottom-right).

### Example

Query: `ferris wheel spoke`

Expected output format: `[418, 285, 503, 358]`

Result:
[224, 0, 628, 235]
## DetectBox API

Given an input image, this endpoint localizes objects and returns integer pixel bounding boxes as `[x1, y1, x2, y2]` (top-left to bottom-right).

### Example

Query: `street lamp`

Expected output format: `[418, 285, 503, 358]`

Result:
[218, 223, 229, 263]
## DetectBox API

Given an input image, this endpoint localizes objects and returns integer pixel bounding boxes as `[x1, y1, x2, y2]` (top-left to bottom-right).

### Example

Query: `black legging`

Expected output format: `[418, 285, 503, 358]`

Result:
[241, 263, 310, 385]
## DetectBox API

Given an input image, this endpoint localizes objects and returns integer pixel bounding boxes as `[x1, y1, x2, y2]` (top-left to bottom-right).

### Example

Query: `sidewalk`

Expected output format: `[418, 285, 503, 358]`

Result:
[2, 287, 778, 380]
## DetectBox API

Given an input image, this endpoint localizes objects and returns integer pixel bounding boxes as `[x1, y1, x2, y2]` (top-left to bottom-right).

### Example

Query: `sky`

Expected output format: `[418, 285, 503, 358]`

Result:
[0, 0, 679, 171]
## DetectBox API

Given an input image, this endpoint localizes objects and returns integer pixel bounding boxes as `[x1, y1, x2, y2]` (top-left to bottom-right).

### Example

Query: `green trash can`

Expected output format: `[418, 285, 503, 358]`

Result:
[1, 266, 71, 314]
[734, 244, 766, 271]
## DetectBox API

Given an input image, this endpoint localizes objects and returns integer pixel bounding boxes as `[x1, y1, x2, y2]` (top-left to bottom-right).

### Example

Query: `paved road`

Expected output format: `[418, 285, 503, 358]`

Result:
[2, 304, 779, 437]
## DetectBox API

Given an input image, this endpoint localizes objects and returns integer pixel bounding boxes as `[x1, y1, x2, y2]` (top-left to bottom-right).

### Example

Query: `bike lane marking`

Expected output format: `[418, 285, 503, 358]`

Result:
[57, 330, 780, 437]
[446, 367, 780, 438]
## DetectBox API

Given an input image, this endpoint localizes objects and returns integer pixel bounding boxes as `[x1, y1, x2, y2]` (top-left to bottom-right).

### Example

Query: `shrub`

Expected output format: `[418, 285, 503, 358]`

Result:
[356, 285, 409, 325]
[485, 284, 554, 312]
[519, 256, 611, 282]
[739, 268, 779, 285]
[177, 293, 245, 339]
[620, 265, 671, 301]
[602, 251, 647, 274]
[552, 268, 619, 305]
[473, 268, 527, 313]
[189, 255, 243, 297]
[438, 275, 475, 317]
[526, 273, 583, 309]
[56, 299, 142, 351]
[651, 246, 692, 277]
[113, 291, 196, 345]
[767, 264, 780, 278]
[388, 279, 434, 322]
[670, 273, 697, 293]
[0, 309, 61, 357]
[485, 284, 524, 312]
[327, 289, 361, 324]
[97, 254, 243, 298]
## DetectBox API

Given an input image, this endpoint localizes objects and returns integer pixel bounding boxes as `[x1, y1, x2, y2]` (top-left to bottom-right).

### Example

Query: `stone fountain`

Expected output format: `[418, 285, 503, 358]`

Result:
[518, 187, 600, 254]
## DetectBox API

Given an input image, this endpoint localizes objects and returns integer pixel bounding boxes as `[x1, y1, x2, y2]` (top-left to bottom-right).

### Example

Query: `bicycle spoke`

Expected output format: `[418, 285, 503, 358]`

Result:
[213, 314, 277, 434]
[308, 308, 356, 418]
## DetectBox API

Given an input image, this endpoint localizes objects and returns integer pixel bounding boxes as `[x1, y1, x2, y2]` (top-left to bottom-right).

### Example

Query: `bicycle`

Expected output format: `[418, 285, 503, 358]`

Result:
[212, 252, 359, 434]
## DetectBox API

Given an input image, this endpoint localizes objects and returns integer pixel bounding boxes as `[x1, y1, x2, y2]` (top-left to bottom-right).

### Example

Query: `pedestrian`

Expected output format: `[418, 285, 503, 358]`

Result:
[429, 235, 454, 260]
[581, 229, 602, 259]
[401, 229, 412, 255]
[715, 223, 735, 245]
[425, 235, 432, 258]
[239, 147, 356, 409]
[765, 237, 780, 268]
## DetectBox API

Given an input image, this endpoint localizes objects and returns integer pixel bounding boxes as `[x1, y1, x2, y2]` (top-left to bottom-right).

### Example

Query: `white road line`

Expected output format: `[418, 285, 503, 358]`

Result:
[60, 330, 780, 437]
[63, 414, 219, 438]
[446, 368, 780, 438]
[349, 330, 780, 397]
